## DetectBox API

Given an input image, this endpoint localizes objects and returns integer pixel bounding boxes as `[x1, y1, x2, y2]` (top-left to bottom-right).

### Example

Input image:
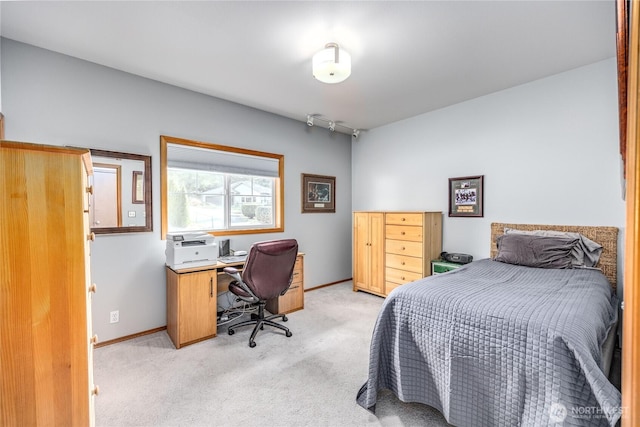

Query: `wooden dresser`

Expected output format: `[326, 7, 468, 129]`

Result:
[0, 141, 98, 426]
[353, 211, 442, 297]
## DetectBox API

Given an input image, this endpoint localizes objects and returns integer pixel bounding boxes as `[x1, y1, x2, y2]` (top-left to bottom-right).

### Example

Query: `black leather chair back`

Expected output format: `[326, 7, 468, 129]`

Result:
[241, 239, 298, 301]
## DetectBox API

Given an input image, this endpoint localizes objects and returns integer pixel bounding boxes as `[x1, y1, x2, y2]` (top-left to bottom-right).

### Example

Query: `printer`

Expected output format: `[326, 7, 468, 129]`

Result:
[165, 233, 217, 270]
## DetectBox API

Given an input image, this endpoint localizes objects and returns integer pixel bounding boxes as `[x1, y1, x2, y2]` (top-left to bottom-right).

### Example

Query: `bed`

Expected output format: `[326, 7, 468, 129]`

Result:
[356, 223, 621, 426]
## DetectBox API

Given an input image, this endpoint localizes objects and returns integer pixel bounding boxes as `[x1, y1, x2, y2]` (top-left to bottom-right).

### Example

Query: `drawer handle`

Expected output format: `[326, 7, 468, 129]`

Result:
[210, 278, 213, 298]
[89, 283, 97, 293]
[402, 246, 406, 250]
[86, 186, 93, 195]
[401, 276, 405, 280]
[401, 231, 406, 235]
[401, 217, 406, 221]
[401, 261, 405, 265]
[87, 232, 96, 241]
[90, 334, 99, 344]
[92, 385, 100, 396]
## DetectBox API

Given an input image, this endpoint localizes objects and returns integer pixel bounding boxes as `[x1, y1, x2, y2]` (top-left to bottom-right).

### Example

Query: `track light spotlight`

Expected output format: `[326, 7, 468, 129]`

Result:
[306, 115, 314, 126]
[352, 129, 360, 138]
[328, 121, 336, 132]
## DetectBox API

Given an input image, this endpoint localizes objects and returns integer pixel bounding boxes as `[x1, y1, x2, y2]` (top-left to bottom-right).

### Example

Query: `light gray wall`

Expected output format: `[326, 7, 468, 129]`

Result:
[2, 38, 353, 342]
[353, 58, 626, 297]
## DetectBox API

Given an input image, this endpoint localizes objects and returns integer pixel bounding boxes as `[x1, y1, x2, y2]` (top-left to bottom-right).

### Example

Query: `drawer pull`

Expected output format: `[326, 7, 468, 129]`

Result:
[401, 231, 406, 235]
[87, 232, 96, 241]
[401, 261, 405, 265]
[402, 246, 406, 250]
[86, 186, 93, 195]
[89, 283, 97, 293]
[401, 276, 405, 280]
[90, 334, 99, 344]
[401, 217, 406, 221]
[92, 385, 100, 396]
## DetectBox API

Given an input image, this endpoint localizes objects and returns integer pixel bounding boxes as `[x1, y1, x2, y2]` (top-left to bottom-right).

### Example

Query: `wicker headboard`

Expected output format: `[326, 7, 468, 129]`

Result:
[490, 223, 619, 291]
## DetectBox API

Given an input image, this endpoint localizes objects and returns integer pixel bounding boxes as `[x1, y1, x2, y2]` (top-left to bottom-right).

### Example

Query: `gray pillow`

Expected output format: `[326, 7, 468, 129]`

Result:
[504, 228, 603, 267]
[494, 234, 579, 269]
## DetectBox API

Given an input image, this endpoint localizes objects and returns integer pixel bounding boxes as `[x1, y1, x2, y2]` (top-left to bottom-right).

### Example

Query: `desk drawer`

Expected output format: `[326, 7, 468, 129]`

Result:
[386, 239, 423, 257]
[386, 253, 423, 274]
[267, 283, 303, 314]
[385, 225, 423, 242]
[266, 254, 304, 314]
[385, 267, 423, 285]
[292, 264, 303, 283]
[386, 213, 423, 226]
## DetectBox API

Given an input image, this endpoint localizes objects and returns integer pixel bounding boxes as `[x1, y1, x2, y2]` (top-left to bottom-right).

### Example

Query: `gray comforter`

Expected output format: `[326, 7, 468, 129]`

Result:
[356, 259, 620, 426]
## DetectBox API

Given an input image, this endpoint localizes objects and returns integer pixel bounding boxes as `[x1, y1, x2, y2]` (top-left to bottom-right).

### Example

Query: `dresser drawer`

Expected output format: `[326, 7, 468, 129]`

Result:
[386, 253, 423, 274]
[385, 281, 402, 295]
[386, 212, 423, 226]
[385, 225, 423, 242]
[386, 239, 423, 257]
[385, 267, 423, 284]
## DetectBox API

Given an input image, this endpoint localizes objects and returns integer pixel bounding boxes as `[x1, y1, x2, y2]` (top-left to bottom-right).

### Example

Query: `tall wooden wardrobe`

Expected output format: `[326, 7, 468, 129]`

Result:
[0, 141, 98, 426]
[353, 211, 442, 297]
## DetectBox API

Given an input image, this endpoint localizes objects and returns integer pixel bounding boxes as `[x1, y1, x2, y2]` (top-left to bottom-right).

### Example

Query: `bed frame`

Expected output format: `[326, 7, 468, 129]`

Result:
[490, 223, 619, 291]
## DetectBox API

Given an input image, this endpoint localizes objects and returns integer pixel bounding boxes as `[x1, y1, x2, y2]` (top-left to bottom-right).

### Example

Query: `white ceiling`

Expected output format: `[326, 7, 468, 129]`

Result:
[0, 1, 616, 134]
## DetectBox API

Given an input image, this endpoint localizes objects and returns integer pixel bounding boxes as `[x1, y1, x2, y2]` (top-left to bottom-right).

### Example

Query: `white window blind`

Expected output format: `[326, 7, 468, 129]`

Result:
[167, 143, 279, 178]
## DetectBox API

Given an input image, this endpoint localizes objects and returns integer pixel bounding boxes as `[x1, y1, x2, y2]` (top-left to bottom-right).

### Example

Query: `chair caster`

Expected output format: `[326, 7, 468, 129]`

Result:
[228, 329, 235, 335]
[283, 315, 288, 322]
[249, 341, 256, 348]
[286, 331, 292, 337]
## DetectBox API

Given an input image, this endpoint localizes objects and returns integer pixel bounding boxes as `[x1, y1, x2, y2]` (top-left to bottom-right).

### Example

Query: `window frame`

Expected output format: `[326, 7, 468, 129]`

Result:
[160, 135, 284, 239]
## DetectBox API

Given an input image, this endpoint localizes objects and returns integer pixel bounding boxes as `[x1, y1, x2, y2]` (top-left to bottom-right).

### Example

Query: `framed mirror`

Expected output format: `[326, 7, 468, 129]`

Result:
[89, 149, 153, 234]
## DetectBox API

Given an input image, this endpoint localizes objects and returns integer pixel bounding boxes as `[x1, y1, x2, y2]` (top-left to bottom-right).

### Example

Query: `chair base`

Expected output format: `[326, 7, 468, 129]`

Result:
[228, 301, 292, 347]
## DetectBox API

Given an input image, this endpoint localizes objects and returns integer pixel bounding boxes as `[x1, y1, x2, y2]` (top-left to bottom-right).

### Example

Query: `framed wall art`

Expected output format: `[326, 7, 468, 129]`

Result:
[301, 173, 335, 213]
[449, 175, 484, 217]
[132, 171, 144, 204]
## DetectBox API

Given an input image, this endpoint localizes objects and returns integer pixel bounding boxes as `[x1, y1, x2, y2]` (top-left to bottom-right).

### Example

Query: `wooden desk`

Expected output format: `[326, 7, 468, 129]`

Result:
[166, 254, 304, 349]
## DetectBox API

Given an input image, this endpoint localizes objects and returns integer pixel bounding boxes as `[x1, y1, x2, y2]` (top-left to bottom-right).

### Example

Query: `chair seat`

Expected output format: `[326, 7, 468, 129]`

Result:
[229, 282, 253, 299]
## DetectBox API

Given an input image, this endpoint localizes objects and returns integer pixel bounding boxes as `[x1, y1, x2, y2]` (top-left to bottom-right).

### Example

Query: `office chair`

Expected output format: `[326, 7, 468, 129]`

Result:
[224, 239, 298, 348]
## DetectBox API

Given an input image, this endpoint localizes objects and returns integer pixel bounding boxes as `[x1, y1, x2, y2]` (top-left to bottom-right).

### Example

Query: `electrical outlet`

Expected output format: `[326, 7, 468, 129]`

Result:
[110, 310, 119, 323]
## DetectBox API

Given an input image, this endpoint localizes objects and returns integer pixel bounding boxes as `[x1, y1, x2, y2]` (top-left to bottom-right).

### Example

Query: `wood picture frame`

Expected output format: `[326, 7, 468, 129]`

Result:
[301, 173, 335, 213]
[448, 175, 484, 217]
[617, 0, 630, 176]
[132, 171, 144, 204]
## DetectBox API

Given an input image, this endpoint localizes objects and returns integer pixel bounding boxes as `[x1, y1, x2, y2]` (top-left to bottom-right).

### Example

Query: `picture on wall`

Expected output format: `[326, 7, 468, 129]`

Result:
[449, 175, 484, 217]
[132, 171, 144, 204]
[301, 173, 335, 213]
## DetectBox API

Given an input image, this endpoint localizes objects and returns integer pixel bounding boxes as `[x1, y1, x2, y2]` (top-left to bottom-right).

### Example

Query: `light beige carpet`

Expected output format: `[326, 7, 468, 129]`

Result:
[93, 281, 452, 427]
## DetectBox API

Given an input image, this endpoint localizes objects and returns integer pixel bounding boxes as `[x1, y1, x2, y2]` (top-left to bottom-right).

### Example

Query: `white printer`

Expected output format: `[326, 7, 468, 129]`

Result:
[165, 233, 217, 270]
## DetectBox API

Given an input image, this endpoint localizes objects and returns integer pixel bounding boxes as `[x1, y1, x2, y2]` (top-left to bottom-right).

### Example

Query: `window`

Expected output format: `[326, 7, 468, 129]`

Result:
[160, 135, 284, 238]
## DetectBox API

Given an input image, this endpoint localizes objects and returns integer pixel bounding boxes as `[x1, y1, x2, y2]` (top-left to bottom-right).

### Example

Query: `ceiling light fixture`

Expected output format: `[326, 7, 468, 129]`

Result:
[312, 42, 351, 84]
[305, 114, 361, 138]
